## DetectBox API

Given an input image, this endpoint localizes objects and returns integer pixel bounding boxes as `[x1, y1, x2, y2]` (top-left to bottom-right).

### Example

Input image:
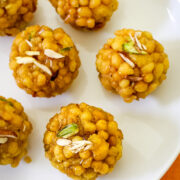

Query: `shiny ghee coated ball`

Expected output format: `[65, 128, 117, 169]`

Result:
[96, 29, 170, 103]
[9, 25, 81, 97]
[44, 103, 123, 180]
[0, 96, 32, 167]
[0, 0, 37, 36]
[49, 0, 118, 30]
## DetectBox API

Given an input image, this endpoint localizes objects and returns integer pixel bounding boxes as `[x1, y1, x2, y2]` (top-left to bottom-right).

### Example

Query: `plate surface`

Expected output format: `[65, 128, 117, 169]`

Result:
[0, 0, 180, 180]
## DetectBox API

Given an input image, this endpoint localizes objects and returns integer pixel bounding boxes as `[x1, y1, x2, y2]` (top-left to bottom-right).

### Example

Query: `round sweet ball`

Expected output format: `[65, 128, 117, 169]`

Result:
[0, 96, 32, 167]
[96, 29, 170, 103]
[49, 0, 118, 30]
[0, 0, 37, 36]
[9, 25, 81, 97]
[44, 103, 123, 180]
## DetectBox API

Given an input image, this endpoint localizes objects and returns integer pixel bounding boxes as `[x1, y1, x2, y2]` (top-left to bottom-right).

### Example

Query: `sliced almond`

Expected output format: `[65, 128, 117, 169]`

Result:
[134, 32, 143, 50]
[129, 33, 134, 42]
[44, 49, 64, 59]
[16, 57, 52, 76]
[0, 137, 8, 144]
[69, 140, 92, 153]
[0, 129, 17, 139]
[84, 144, 92, 151]
[38, 29, 44, 35]
[128, 76, 143, 81]
[25, 40, 32, 47]
[57, 139, 71, 146]
[142, 44, 147, 50]
[119, 53, 135, 68]
[49, 60, 53, 67]
[23, 124, 26, 132]
[0, 134, 16, 138]
[25, 51, 40, 56]
[80, 159, 83, 164]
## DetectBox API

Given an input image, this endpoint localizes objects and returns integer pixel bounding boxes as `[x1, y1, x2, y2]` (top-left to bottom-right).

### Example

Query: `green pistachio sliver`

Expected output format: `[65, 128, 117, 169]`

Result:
[123, 41, 147, 55]
[60, 47, 72, 52]
[29, 31, 36, 40]
[140, 50, 148, 55]
[0, 97, 13, 107]
[57, 123, 79, 138]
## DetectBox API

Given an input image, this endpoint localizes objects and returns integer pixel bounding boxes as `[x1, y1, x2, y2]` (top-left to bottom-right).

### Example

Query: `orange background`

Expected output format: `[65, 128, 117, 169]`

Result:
[161, 154, 180, 180]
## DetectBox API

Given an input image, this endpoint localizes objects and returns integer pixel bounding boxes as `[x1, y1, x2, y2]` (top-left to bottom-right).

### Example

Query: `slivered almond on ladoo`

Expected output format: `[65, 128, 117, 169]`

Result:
[0, 96, 32, 167]
[9, 25, 81, 97]
[0, 129, 17, 139]
[44, 103, 123, 180]
[96, 28, 169, 103]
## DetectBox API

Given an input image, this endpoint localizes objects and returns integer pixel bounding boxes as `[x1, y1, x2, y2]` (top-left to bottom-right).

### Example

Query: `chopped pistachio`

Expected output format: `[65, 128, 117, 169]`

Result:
[60, 47, 72, 52]
[123, 41, 139, 54]
[29, 31, 36, 41]
[0, 97, 13, 106]
[57, 123, 79, 138]
[123, 41, 147, 55]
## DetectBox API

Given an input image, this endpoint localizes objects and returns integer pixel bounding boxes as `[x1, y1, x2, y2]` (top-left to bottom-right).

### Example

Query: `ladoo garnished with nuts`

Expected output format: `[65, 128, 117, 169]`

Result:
[44, 103, 123, 180]
[0, 96, 32, 167]
[9, 25, 81, 97]
[96, 29, 169, 102]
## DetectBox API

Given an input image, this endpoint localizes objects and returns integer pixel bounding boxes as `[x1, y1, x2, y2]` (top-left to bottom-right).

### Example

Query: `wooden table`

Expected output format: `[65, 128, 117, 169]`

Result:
[161, 154, 180, 180]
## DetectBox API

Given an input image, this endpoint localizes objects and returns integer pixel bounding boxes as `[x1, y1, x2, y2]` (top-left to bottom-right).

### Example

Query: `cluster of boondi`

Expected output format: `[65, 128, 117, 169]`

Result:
[0, 0, 169, 180]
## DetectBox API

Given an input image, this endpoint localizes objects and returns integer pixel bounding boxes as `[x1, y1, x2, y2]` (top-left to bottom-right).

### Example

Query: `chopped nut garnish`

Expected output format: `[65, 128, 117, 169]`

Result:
[16, 57, 52, 76]
[29, 31, 36, 41]
[23, 124, 26, 132]
[127, 33, 147, 54]
[44, 49, 64, 59]
[0, 97, 13, 106]
[56, 139, 71, 146]
[38, 29, 44, 35]
[60, 47, 72, 52]
[25, 40, 32, 47]
[134, 32, 143, 50]
[129, 33, 134, 42]
[56, 138, 92, 154]
[0, 129, 17, 139]
[49, 60, 53, 67]
[0, 137, 8, 144]
[142, 44, 147, 50]
[128, 76, 143, 81]
[119, 53, 135, 68]
[123, 41, 139, 54]
[57, 123, 79, 138]
[25, 51, 40, 56]
[69, 140, 92, 153]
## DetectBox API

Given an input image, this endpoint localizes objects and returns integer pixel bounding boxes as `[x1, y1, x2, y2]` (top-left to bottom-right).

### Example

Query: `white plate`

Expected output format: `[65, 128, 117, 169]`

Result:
[0, 0, 180, 179]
